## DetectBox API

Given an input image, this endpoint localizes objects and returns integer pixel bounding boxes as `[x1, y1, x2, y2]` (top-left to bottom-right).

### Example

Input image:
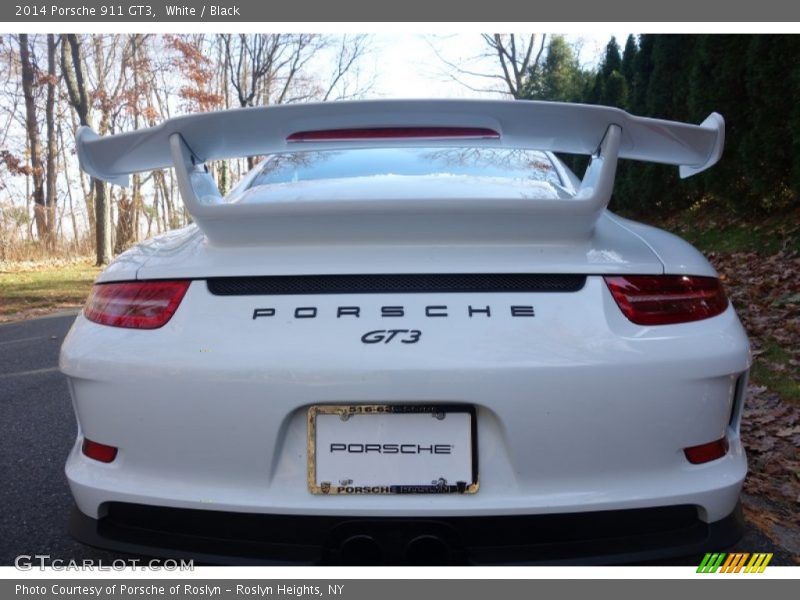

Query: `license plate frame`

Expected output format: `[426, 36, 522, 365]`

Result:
[307, 404, 478, 495]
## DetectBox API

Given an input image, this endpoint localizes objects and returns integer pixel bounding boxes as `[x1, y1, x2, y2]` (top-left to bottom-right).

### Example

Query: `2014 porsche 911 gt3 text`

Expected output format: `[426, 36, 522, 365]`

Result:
[61, 100, 749, 565]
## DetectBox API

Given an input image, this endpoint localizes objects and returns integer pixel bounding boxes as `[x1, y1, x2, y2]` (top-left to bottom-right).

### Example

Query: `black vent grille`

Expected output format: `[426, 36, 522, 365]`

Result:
[207, 273, 586, 296]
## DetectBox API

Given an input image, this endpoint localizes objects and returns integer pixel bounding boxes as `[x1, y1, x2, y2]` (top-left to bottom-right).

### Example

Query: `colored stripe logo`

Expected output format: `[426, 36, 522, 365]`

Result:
[697, 552, 773, 573]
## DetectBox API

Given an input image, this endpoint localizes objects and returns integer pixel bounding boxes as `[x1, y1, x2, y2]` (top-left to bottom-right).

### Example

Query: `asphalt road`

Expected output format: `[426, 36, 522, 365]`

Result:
[0, 312, 792, 566]
[0, 311, 126, 566]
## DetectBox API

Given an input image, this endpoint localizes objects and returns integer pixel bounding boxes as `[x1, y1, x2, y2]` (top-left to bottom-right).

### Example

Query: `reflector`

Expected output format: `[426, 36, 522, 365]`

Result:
[684, 438, 729, 464]
[82, 438, 118, 463]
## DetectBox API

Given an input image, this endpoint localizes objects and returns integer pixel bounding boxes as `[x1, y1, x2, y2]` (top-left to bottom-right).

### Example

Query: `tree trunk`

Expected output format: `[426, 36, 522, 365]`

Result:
[61, 122, 80, 247]
[93, 37, 113, 264]
[68, 107, 95, 233]
[155, 170, 171, 231]
[113, 35, 142, 252]
[93, 181, 111, 264]
[45, 34, 58, 250]
[61, 34, 111, 265]
[114, 187, 135, 254]
[19, 34, 47, 243]
[218, 37, 230, 195]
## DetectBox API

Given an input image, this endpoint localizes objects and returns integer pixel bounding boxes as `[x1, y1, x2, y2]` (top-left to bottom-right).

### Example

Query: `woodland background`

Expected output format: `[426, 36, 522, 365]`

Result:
[1, 34, 798, 264]
[0, 33, 373, 263]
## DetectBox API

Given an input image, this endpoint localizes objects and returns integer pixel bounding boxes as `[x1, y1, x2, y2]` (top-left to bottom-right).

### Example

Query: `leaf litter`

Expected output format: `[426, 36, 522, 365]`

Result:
[709, 249, 799, 561]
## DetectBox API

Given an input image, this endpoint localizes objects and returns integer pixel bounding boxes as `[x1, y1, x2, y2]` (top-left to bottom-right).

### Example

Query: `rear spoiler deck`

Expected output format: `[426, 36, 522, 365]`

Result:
[76, 100, 724, 246]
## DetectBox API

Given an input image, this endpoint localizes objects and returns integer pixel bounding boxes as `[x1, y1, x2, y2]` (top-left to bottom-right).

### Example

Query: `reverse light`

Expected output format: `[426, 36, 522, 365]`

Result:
[84, 280, 190, 329]
[684, 438, 729, 464]
[604, 275, 728, 325]
[82, 438, 118, 463]
[286, 127, 501, 142]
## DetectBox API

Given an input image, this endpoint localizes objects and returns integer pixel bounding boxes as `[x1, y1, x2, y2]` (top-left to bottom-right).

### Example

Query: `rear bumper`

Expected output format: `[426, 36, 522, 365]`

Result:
[62, 276, 751, 556]
[69, 500, 745, 565]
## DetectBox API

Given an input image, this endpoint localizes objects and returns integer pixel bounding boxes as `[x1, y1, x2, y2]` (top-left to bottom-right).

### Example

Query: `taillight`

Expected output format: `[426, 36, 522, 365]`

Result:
[84, 280, 190, 329]
[286, 127, 500, 142]
[604, 275, 728, 325]
[82, 438, 118, 463]
[684, 437, 729, 464]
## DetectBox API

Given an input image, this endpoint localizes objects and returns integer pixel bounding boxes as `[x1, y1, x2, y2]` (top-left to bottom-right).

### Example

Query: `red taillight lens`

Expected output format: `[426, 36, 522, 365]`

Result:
[604, 275, 728, 325]
[684, 437, 729, 464]
[84, 280, 190, 329]
[286, 127, 500, 142]
[82, 438, 118, 463]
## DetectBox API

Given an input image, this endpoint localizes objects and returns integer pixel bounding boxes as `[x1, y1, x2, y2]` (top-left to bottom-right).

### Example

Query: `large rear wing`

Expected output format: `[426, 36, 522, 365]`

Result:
[76, 100, 724, 245]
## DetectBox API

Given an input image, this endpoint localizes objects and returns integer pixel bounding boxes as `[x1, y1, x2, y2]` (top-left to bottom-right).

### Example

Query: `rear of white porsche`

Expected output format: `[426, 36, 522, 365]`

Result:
[61, 100, 749, 564]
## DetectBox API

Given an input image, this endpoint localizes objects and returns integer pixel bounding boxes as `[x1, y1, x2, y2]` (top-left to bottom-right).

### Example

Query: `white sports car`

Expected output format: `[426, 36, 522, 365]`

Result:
[61, 100, 749, 565]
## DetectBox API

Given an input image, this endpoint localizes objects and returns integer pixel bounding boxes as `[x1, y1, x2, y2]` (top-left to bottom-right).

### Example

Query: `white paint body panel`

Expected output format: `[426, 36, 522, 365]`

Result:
[64, 114, 747, 539]
[62, 276, 749, 523]
[95, 209, 718, 283]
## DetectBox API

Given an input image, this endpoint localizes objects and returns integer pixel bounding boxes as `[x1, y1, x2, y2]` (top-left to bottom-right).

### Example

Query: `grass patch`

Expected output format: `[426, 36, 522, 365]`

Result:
[751, 342, 800, 404]
[656, 206, 800, 255]
[0, 259, 100, 318]
[672, 221, 800, 255]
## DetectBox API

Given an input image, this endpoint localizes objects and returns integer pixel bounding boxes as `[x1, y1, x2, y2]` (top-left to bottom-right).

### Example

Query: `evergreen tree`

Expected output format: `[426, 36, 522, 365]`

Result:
[541, 35, 581, 102]
[522, 33, 799, 217]
[601, 71, 628, 108]
[592, 45, 628, 108]
[522, 35, 585, 102]
[740, 35, 800, 210]
[646, 35, 694, 119]
[687, 35, 752, 209]
[789, 40, 800, 202]
[621, 35, 638, 89]
[624, 35, 697, 213]
[600, 37, 622, 79]
[630, 35, 654, 113]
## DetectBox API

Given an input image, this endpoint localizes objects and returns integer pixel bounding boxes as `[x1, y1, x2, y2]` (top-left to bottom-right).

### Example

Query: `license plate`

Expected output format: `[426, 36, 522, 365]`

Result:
[308, 405, 478, 495]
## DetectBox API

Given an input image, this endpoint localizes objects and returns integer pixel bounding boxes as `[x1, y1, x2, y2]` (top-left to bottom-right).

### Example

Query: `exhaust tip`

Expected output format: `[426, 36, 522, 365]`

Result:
[338, 535, 383, 565]
[404, 535, 451, 565]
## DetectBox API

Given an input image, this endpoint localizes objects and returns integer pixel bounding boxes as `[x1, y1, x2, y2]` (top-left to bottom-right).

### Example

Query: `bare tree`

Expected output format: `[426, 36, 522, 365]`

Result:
[19, 34, 47, 241]
[223, 34, 287, 108]
[215, 36, 231, 195]
[61, 33, 112, 265]
[0, 34, 378, 260]
[484, 34, 546, 98]
[429, 34, 547, 98]
[219, 33, 371, 169]
[223, 34, 282, 169]
[45, 34, 58, 249]
[222, 34, 317, 168]
[114, 34, 152, 253]
[321, 35, 374, 101]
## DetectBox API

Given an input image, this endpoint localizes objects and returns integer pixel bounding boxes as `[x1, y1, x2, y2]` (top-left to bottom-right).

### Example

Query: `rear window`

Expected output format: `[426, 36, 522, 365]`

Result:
[247, 147, 562, 189]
